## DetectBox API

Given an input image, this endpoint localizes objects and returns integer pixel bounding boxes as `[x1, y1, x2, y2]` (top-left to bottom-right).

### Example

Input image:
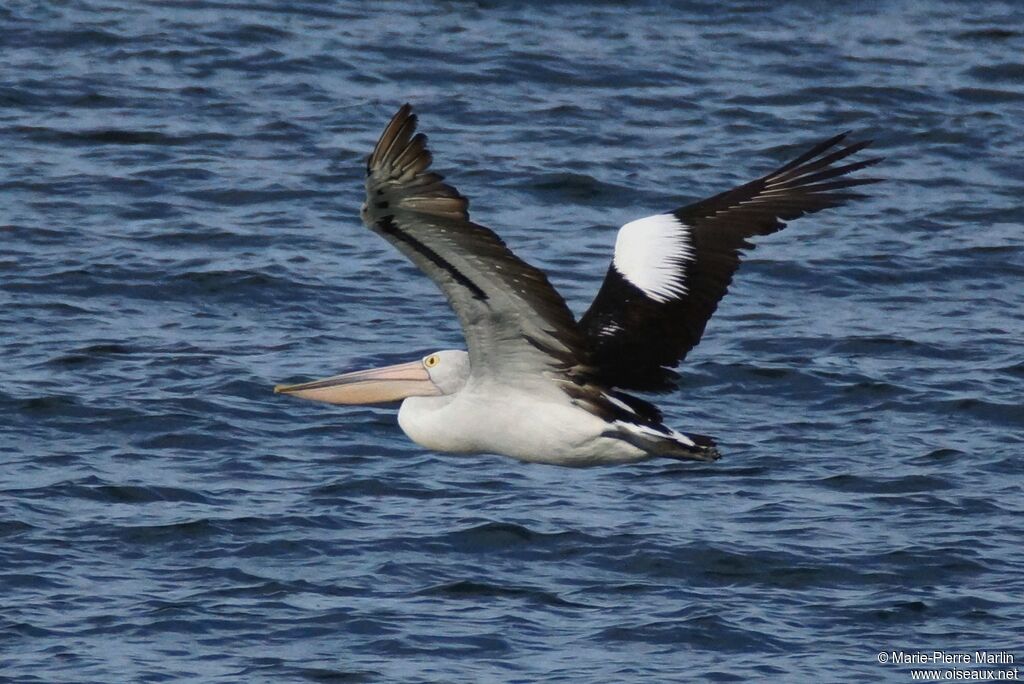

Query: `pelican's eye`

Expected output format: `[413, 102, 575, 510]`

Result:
[424, 354, 440, 369]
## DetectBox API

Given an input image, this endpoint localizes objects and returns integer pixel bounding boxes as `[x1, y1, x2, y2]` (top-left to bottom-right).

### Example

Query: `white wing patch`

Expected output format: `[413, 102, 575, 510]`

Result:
[611, 214, 694, 303]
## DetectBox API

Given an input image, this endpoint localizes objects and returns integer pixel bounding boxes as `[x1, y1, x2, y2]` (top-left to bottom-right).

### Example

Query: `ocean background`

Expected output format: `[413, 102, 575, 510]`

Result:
[2, 1, 1022, 681]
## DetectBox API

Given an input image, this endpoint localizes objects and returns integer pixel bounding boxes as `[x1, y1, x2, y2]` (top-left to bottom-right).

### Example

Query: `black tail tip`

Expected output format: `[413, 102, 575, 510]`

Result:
[664, 443, 721, 463]
[696, 445, 722, 462]
[684, 432, 717, 448]
[663, 433, 721, 463]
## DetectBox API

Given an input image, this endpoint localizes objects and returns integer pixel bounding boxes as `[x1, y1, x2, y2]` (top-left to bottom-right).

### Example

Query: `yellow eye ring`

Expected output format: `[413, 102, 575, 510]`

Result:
[424, 354, 440, 368]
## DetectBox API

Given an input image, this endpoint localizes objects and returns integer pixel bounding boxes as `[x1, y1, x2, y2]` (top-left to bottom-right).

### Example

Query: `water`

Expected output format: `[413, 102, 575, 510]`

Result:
[2, 1, 1023, 681]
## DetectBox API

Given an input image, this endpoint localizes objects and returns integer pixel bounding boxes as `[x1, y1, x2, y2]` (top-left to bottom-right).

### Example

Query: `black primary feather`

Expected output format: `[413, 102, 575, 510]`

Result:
[580, 133, 882, 391]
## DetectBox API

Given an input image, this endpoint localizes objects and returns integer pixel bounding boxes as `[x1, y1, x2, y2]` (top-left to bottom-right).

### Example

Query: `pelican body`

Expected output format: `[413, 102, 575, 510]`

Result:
[276, 105, 880, 466]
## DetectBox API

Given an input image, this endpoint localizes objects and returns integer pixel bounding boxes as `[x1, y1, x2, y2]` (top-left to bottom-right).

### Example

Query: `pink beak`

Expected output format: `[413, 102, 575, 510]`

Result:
[274, 359, 441, 405]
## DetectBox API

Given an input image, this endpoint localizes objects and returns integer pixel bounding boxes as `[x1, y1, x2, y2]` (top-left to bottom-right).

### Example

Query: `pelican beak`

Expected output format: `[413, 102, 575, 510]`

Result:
[274, 359, 441, 405]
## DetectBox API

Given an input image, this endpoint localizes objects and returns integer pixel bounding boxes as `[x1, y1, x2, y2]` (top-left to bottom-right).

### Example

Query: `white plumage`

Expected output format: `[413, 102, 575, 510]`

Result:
[611, 214, 694, 303]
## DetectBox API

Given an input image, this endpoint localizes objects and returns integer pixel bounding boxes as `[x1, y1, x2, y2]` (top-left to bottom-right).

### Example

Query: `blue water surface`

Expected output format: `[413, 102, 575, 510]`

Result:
[2, 1, 1023, 682]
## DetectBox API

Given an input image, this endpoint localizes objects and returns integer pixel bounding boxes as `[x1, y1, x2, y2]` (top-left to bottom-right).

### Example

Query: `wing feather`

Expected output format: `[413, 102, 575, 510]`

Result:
[362, 105, 587, 382]
[579, 133, 882, 391]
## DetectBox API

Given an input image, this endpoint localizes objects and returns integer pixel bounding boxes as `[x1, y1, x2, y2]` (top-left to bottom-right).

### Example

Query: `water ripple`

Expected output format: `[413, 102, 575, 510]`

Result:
[2, 1, 1023, 682]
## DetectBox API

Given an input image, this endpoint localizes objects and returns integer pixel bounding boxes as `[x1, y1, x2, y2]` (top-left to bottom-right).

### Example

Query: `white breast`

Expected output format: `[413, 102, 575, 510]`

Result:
[397, 383, 650, 466]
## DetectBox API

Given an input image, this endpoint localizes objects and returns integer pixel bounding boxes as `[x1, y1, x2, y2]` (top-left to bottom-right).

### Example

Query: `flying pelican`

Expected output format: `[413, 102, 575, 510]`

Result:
[275, 105, 880, 466]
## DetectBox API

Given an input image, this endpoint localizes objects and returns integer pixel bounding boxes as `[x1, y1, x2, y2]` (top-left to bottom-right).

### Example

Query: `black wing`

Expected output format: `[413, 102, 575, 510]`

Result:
[579, 133, 882, 391]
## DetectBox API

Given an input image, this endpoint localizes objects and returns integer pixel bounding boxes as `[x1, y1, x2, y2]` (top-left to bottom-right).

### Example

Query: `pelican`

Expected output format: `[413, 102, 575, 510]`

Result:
[275, 105, 880, 466]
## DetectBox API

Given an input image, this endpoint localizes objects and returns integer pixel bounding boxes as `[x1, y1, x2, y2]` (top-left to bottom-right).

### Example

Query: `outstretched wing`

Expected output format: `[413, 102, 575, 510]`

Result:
[362, 104, 587, 383]
[579, 133, 882, 391]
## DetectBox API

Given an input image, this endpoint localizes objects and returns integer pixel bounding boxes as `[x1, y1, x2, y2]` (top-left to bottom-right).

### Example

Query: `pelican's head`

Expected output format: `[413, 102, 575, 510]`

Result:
[274, 350, 469, 405]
